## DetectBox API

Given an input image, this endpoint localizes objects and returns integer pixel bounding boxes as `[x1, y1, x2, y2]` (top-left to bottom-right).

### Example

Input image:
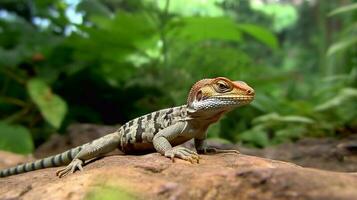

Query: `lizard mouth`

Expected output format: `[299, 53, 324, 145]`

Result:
[211, 95, 254, 106]
[190, 95, 254, 111]
[214, 95, 254, 101]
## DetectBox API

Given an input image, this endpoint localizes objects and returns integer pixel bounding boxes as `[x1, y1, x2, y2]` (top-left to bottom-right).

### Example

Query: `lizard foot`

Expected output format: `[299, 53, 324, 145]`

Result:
[198, 147, 240, 154]
[56, 158, 84, 178]
[164, 147, 200, 164]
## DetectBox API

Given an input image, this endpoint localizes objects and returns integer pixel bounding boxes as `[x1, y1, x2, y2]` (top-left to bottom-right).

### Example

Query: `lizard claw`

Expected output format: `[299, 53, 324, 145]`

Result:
[164, 147, 200, 164]
[56, 158, 84, 178]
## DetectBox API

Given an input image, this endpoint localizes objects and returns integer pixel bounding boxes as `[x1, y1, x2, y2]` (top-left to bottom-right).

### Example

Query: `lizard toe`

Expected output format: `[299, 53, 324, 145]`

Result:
[56, 159, 84, 178]
[164, 151, 175, 162]
[164, 147, 200, 164]
[178, 150, 200, 163]
[56, 167, 71, 178]
[176, 151, 194, 163]
[174, 151, 194, 163]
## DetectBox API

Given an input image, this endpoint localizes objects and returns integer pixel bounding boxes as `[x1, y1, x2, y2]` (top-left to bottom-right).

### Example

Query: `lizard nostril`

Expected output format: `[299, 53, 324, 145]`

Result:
[246, 89, 254, 95]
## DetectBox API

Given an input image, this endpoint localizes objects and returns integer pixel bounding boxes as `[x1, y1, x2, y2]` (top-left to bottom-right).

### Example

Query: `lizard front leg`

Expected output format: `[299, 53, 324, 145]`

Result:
[194, 138, 240, 154]
[153, 121, 200, 163]
[56, 133, 120, 178]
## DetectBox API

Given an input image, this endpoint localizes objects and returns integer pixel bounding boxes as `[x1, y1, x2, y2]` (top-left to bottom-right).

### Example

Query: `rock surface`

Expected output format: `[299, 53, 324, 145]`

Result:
[35, 124, 357, 172]
[241, 136, 357, 172]
[4, 123, 356, 199]
[1, 152, 357, 200]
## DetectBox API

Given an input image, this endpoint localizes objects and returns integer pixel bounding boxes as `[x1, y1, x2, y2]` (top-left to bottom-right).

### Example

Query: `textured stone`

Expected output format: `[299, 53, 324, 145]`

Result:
[1, 152, 357, 200]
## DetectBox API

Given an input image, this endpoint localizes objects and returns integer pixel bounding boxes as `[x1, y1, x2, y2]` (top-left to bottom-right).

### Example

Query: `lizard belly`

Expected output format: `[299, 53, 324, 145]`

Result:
[121, 136, 192, 154]
[122, 142, 155, 155]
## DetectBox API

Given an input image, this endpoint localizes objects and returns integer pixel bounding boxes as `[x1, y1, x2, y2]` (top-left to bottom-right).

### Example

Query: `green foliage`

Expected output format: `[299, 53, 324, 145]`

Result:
[326, 2, 357, 74]
[239, 126, 269, 148]
[327, 37, 357, 56]
[237, 68, 357, 148]
[69, 12, 157, 87]
[155, 0, 225, 17]
[27, 78, 68, 129]
[326, 2, 357, 57]
[169, 17, 242, 43]
[328, 3, 357, 16]
[0, 0, 355, 153]
[236, 23, 278, 49]
[78, 0, 112, 17]
[253, 113, 315, 124]
[0, 122, 34, 154]
[250, 2, 298, 32]
[315, 88, 357, 111]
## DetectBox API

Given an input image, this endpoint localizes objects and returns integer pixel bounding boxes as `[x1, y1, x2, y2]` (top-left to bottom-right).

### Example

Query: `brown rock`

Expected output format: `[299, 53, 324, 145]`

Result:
[241, 136, 357, 172]
[33, 123, 357, 172]
[0, 151, 33, 170]
[1, 152, 357, 200]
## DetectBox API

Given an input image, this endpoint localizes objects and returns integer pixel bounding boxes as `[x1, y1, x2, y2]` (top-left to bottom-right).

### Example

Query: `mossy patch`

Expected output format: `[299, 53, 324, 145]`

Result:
[85, 185, 138, 200]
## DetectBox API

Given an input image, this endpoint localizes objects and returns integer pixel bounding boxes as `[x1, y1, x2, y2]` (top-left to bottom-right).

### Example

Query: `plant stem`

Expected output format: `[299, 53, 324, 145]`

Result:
[317, 1, 327, 75]
[0, 68, 26, 85]
[160, 0, 170, 67]
[3, 106, 31, 123]
[0, 77, 9, 95]
[0, 96, 28, 107]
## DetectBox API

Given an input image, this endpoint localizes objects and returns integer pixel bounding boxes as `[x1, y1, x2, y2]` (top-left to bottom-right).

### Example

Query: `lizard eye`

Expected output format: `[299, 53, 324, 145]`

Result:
[196, 90, 203, 101]
[216, 81, 230, 92]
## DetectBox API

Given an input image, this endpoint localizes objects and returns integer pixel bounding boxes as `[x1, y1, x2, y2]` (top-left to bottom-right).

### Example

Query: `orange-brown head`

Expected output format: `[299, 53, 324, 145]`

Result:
[187, 77, 254, 113]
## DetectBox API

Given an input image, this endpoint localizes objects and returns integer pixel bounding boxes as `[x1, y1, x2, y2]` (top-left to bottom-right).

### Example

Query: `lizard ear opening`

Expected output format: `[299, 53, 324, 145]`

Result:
[196, 90, 203, 101]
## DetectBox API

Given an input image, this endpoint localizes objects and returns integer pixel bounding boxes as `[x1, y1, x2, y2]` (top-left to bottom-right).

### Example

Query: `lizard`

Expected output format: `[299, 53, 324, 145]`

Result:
[0, 77, 255, 178]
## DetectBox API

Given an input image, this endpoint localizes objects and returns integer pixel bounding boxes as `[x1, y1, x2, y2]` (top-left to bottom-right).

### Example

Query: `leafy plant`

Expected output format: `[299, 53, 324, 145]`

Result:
[0, 122, 34, 154]
[27, 78, 68, 129]
[0, 0, 355, 153]
[326, 2, 357, 74]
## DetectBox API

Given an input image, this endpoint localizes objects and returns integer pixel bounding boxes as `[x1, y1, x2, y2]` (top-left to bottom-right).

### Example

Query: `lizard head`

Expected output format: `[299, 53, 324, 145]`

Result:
[187, 77, 255, 118]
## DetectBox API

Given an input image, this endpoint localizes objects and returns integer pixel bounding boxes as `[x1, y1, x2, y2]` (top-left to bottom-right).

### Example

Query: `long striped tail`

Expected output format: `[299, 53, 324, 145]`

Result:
[0, 146, 83, 178]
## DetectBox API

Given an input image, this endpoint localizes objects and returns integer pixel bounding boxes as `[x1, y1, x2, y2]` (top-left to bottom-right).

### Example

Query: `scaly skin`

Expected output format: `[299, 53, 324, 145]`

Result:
[0, 77, 255, 178]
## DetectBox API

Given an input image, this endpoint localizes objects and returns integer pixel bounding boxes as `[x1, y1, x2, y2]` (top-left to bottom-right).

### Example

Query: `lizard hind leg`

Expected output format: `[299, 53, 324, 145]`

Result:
[56, 132, 120, 178]
[56, 158, 83, 178]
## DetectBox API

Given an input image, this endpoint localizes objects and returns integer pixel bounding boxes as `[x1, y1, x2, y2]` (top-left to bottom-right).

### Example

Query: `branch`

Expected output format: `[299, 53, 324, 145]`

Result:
[0, 68, 27, 85]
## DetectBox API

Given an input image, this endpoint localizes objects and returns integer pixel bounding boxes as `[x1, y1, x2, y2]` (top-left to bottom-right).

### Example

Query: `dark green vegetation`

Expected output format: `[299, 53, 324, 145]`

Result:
[0, 0, 356, 154]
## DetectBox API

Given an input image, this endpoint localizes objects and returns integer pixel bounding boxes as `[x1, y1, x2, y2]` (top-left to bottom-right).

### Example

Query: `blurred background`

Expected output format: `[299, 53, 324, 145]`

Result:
[0, 0, 356, 156]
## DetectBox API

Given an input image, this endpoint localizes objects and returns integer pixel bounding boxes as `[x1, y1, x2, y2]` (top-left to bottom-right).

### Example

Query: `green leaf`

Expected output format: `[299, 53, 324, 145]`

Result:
[170, 17, 242, 43]
[72, 12, 156, 86]
[156, 0, 224, 17]
[253, 113, 315, 124]
[237, 24, 279, 50]
[238, 126, 270, 148]
[77, 0, 112, 17]
[250, 3, 298, 32]
[272, 126, 305, 144]
[315, 88, 357, 111]
[27, 78, 68, 129]
[0, 122, 34, 154]
[328, 3, 357, 16]
[327, 37, 357, 56]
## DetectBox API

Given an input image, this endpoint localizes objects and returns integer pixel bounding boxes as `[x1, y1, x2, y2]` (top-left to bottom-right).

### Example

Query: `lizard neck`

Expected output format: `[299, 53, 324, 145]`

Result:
[185, 105, 229, 125]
